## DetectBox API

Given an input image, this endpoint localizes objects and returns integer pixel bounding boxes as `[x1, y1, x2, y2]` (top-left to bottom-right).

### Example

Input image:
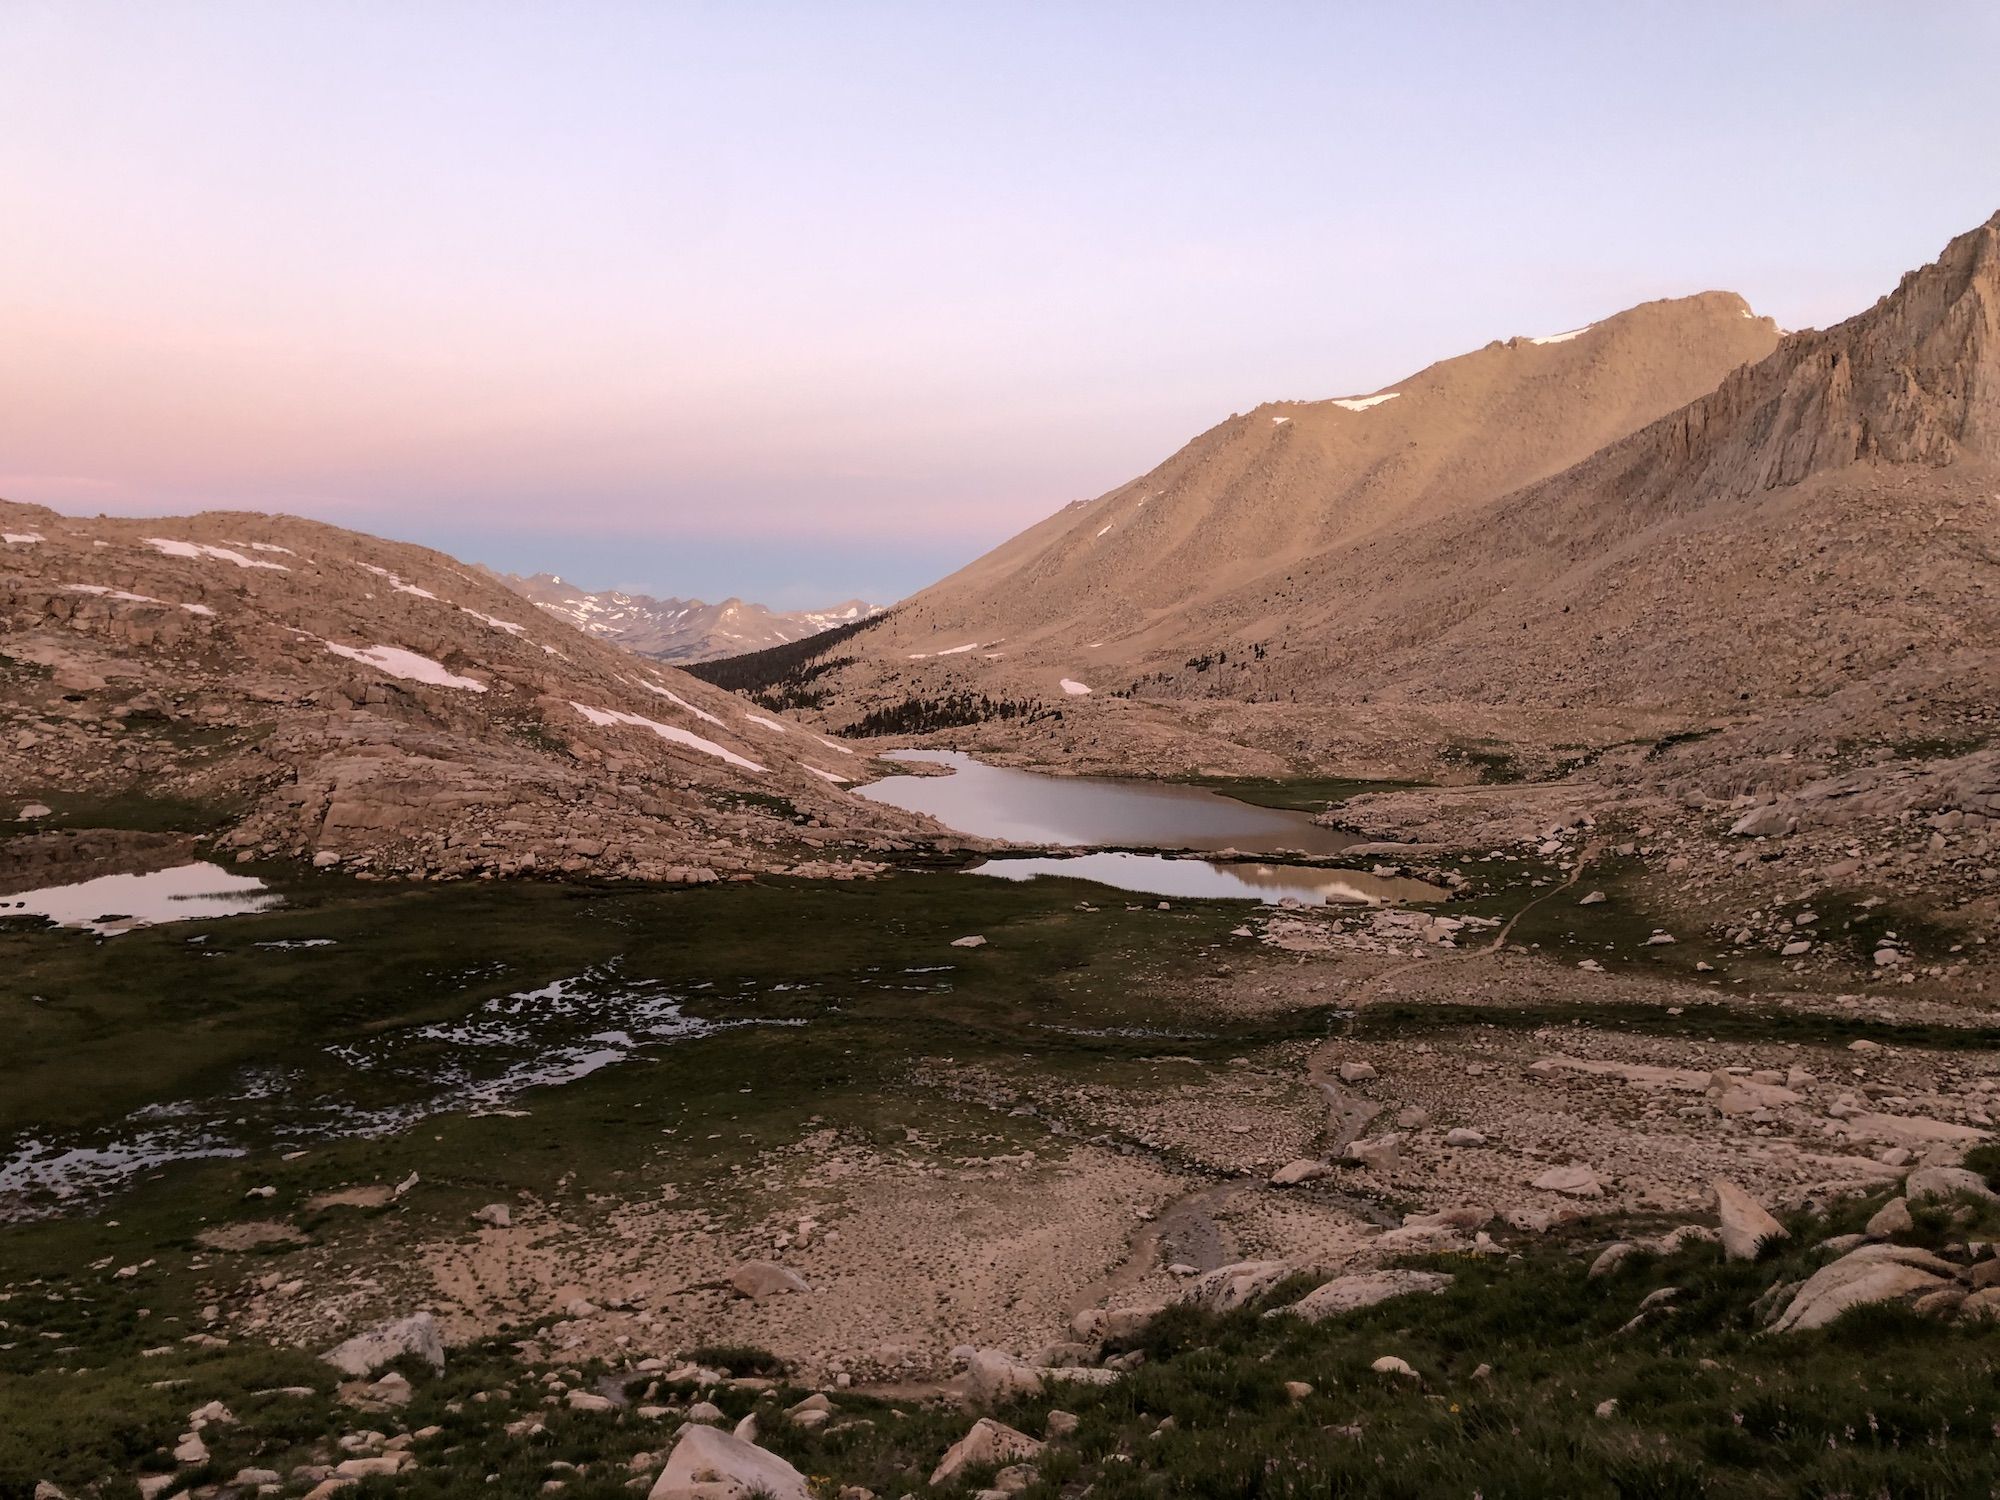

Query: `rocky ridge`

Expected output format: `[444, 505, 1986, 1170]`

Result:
[871, 290, 1781, 668]
[0, 504, 935, 887]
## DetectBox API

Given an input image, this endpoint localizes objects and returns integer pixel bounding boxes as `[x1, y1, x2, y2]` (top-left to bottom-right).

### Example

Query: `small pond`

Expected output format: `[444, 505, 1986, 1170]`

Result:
[0, 862, 281, 935]
[854, 750, 1357, 855]
[969, 852, 1445, 906]
[855, 749, 1438, 905]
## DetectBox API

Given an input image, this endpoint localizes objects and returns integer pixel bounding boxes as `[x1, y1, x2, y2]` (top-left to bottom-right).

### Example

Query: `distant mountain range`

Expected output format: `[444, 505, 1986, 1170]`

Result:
[488, 571, 883, 663]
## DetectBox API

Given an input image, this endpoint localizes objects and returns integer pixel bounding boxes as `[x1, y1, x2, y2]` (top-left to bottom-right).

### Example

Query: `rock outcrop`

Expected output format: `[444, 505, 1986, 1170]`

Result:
[1712, 1179, 1787, 1261]
[1771, 1244, 1959, 1333]
[1273, 1270, 1454, 1323]
[0, 504, 937, 884]
[1183, 1260, 1293, 1312]
[930, 1418, 1044, 1488]
[320, 1312, 444, 1378]
[647, 1425, 813, 1500]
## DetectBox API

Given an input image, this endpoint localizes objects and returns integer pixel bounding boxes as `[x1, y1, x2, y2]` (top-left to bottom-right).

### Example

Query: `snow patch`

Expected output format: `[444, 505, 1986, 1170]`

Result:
[63, 583, 211, 615]
[1060, 678, 1092, 696]
[1529, 324, 1592, 345]
[936, 642, 979, 655]
[744, 712, 789, 733]
[323, 642, 486, 691]
[1096, 524, 1113, 537]
[570, 703, 764, 771]
[816, 736, 855, 757]
[3, 531, 43, 545]
[356, 562, 436, 597]
[1271, 415, 1291, 425]
[460, 608, 527, 636]
[804, 765, 851, 785]
[1330, 393, 1399, 412]
[637, 681, 723, 726]
[143, 538, 288, 571]
[62, 584, 160, 604]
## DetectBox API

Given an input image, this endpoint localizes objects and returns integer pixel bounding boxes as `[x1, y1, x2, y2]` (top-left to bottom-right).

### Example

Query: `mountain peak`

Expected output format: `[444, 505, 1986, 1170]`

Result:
[1625, 210, 1999, 504]
[873, 286, 1778, 653]
[494, 574, 882, 663]
[1847, 208, 1998, 457]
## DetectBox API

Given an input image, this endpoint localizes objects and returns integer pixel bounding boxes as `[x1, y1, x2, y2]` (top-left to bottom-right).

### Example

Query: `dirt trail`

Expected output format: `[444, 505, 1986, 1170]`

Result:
[688, 842, 1616, 1365]
[1065, 1180, 1241, 1318]
[1488, 836, 1602, 950]
[1303, 953, 1450, 1146]
[1299, 835, 1601, 1148]
[1079, 940, 1484, 1317]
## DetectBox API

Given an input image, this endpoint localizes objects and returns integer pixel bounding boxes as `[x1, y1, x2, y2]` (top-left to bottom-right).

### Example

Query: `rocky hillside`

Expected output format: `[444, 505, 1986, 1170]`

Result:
[492, 570, 882, 664]
[786, 213, 1997, 786]
[861, 290, 1779, 677]
[0, 505, 933, 886]
[1255, 209, 2000, 713]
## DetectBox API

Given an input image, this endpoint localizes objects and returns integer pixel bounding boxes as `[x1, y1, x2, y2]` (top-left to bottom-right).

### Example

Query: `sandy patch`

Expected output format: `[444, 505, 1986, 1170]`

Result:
[306, 1185, 397, 1212]
[197, 1219, 307, 1251]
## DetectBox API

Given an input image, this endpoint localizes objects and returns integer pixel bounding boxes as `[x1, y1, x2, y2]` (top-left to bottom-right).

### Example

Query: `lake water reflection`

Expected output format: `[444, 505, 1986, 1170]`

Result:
[855, 750, 1439, 905]
[854, 750, 1357, 855]
[0, 862, 280, 935]
[968, 851, 1444, 906]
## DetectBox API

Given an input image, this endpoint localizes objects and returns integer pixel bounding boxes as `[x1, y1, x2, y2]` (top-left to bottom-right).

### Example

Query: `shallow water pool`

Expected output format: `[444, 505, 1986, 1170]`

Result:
[855, 749, 1356, 855]
[968, 851, 1444, 905]
[0, 862, 281, 935]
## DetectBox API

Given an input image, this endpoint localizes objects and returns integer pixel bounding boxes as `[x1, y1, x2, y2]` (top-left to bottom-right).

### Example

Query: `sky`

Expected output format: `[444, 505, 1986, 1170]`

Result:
[3, 3, 1997, 608]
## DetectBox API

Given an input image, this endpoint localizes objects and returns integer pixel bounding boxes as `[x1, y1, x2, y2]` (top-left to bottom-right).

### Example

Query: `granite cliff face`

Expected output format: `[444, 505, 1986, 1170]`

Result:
[1626, 209, 2000, 501]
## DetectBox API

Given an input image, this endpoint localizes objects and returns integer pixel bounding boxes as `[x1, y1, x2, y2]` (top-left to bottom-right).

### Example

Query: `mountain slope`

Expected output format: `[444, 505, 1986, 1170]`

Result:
[491, 570, 882, 663]
[798, 214, 1996, 772]
[876, 291, 1780, 666]
[1253, 209, 2000, 711]
[1, 505, 926, 885]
